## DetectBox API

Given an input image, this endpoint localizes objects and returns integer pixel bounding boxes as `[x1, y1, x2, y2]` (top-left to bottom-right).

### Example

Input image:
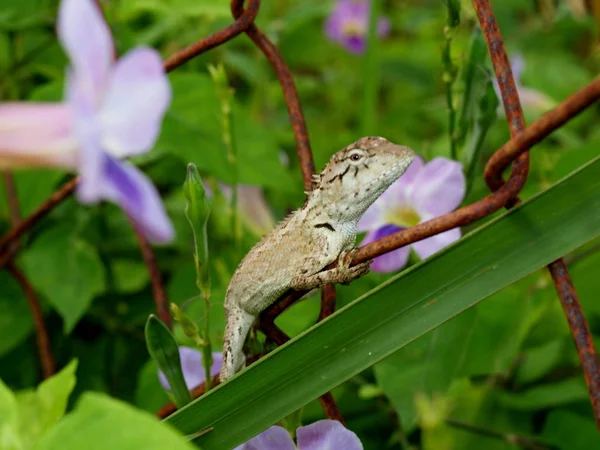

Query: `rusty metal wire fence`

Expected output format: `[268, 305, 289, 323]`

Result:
[2, 0, 600, 430]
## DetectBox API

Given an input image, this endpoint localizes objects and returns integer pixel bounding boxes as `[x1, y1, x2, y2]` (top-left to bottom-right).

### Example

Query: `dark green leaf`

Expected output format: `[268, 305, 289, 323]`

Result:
[145, 315, 191, 408]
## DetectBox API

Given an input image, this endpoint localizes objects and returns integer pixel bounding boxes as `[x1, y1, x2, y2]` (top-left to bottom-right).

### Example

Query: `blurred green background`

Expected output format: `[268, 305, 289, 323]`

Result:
[1, 0, 600, 448]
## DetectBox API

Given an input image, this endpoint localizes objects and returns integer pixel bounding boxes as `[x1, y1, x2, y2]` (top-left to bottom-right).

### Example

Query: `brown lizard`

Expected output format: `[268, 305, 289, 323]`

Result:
[220, 136, 415, 380]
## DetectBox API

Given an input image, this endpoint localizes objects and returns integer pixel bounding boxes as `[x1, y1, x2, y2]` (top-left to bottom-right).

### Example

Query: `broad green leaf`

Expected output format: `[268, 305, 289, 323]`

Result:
[0, 170, 65, 221]
[166, 157, 600, 449]
[21, 227, 106, 333]
[0, 379, 20, 449]
[542, 410, 600, 449]
[0, 360, 77, 449]
[14, 360, 77, 448]
[0, 0, 52, 30]
[157, 73, 294, 190]
[135, 360, 170, 413]
[0, 272, 34, 358]
[110, 259, 150, 294]
[498, 377, 589, 410]
[145, 315, 192, 408]
[34, 392, 195, 450]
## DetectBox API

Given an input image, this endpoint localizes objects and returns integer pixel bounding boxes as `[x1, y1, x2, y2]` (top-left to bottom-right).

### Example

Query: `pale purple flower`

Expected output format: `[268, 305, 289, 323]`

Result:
[358, 156, 465, 272]
[325, 0, 391, 54]
[0, 0, 173, 242]
[158, 347, 222, 391]
[235, 420, 363, 450]
[493, 54, 555, 114]
[162, 348, 363, 449]
[218, 184, 275, 236]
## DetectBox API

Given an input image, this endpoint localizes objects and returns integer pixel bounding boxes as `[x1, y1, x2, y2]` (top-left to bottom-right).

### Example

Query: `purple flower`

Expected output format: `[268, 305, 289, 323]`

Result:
[160, 349, 363, 449]
[157, 347, 223, 391]
[358, 156, 465, 272]
[235, 420, 363, 450]
[0, 0, 173, 243]
[325, 0, 391, 54]
[493, 54, 555, 114]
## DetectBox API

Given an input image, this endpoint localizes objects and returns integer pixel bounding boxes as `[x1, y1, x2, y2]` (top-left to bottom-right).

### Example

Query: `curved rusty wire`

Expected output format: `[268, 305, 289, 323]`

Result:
[485, 77, 600, 191]
[163, 0, 260, 72]
[473, 0, 600, 430]
[231, 0, 316, 190]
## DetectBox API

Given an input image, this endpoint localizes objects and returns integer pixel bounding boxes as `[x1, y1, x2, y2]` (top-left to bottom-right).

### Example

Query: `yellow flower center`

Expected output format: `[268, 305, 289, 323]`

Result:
[383, 206, 421, 228]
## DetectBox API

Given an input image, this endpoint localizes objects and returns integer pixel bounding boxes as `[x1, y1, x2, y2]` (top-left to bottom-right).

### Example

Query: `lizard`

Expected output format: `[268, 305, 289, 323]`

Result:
[220, 136, 415, 381]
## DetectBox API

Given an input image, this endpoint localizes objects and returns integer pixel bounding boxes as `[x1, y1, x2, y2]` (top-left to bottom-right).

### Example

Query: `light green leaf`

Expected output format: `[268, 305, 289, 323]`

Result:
[21, 226, 106, 332]
[14, 360, 77, 448]
[34, 392, 196, 450]
[165, 157, 600, 449]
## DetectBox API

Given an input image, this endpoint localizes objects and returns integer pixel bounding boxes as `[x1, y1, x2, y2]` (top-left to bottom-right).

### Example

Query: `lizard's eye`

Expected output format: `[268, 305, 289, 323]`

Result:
[348, 148, 367, 164]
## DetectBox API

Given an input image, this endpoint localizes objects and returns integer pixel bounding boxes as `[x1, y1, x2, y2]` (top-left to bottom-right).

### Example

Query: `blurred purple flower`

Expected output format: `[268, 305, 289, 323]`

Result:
[0, 0, 173, 243]
[325, 0, 391, 54]
[493, 53, 555, 114]
[358, 156, 465, 272]
[218, 184, 275, 236]
[235, 420, 363, 450]
[161, 348, 363, 449]
[157, 346, 223, 391]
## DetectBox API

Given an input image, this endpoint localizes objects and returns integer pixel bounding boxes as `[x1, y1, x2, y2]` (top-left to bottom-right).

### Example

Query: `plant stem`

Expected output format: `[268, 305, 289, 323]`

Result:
[360, 0, 382, 136]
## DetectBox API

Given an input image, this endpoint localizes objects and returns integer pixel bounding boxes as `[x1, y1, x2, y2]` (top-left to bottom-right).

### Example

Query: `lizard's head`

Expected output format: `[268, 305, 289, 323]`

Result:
[311, 136, 415, 221]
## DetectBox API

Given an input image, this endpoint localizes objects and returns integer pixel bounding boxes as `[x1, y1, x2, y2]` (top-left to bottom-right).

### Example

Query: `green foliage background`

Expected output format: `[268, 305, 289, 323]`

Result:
[1, 0, 599, 448]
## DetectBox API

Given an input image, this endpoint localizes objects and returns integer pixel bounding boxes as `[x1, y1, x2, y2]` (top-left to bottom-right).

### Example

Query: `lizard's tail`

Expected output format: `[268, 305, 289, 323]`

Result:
[220, 303, 256, 382]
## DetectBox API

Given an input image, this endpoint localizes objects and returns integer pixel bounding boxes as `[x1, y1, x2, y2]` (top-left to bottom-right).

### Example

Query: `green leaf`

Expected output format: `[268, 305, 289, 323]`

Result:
[111, 259, 150, 294]
[0, 0, 52, 30]
[0, 271, 34, 358]
[166, 157, 600, 449]
[542, 410, 600, 449]
[145, 315, 192, 408]
[15, 360, 77, 448]
[34, 392, 196, 450]
[21, 226, 106, 332]
[0, 360, 77, 448]
[0, 379, 20, 449]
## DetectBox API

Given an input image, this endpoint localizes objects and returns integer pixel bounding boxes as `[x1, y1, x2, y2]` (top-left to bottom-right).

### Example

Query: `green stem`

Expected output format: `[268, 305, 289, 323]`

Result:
[442, 0, 461, 160]
[201, 292, 213, 392]
[360, 0, 382, 136]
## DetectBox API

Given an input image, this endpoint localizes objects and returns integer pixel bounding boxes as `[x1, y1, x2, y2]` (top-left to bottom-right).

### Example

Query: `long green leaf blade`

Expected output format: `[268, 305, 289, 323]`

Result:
[145, 315, 192, 408]
[166, 157, 600, 448]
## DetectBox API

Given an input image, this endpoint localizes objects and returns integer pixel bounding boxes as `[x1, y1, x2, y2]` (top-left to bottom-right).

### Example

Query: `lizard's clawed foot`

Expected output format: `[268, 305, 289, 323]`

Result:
[337, 250, 372, 285]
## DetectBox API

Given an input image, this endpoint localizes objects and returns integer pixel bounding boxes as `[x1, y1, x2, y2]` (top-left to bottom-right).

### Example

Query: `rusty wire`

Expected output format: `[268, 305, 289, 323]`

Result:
[0, 0, 599, 428]
[2, 172, 55, 378]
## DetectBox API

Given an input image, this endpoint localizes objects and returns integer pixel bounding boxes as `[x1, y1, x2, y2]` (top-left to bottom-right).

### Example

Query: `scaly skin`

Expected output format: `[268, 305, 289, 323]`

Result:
[220, 137, 415, 380]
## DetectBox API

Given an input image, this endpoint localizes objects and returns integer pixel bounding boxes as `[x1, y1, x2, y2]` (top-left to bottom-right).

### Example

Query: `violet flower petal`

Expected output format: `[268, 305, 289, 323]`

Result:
[158, 348, 222, 391]
[408, 158, 465, 219]
[343, 36, 366, 54]
[361, 225, 410, 273]
[0, 103, 77, 168]
[67, 73, 106, 203]
[100, 47, 171, 158]
[297, 420, 363, 450]
[412, 227, 461, 260]
[377, 17, 391, 38]
[100, 155, 174, 243]
[57, 0, 113, 101]
[234, 426, 296, 450]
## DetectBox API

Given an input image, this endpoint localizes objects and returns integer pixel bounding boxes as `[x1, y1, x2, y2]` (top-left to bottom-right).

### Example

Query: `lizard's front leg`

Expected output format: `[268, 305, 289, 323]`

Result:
[220, 302, 256, 381]
[290, 250, 372, 291]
